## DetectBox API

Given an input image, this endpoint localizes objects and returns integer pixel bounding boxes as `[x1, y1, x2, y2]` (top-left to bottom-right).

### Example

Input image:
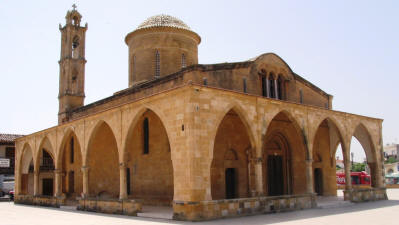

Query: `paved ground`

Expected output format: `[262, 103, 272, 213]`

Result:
[1, 189, 399, 225]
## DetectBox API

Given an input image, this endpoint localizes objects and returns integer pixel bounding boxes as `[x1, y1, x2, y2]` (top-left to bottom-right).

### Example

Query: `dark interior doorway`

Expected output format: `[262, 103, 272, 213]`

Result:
[126, 167, 131, 195]
[68, 171, 74, 193]
[42, 178, 54, 196]
[225, 168, 236, 199]
[268, 155, 284, 196]
[314, 168, 323, 195]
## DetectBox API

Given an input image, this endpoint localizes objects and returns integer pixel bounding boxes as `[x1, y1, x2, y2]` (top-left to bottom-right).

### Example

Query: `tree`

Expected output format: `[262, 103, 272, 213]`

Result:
[351, 163, 366, 172]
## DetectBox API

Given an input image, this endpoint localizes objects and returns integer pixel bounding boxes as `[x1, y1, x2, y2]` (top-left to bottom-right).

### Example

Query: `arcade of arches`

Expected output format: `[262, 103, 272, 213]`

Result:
[15, 86, 387, 220]
[14, 7, 387, 221]
[16, 98, 386, 201]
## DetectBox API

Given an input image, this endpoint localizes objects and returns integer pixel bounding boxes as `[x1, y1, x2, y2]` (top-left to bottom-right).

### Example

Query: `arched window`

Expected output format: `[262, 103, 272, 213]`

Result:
[269, 74, 275, 98]
[277, 76, 283, 100]
[143, 118, 149, 154]
[132, 55, 136, 81]
[299, 89, 303, 103]
[155, 50, 160, 78]
[181, 53, 186, 68]
[260, 69, 267, 97]
[72, 36, 79, 59]
[70, 137, 74, 164]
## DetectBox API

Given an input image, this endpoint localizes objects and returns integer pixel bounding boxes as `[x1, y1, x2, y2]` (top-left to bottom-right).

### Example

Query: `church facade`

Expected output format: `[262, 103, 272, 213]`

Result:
[14, 7, 387, 221]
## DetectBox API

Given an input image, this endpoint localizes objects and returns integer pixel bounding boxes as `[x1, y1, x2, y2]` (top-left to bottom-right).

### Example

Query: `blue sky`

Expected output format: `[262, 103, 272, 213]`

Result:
[0, 0, 398, 161]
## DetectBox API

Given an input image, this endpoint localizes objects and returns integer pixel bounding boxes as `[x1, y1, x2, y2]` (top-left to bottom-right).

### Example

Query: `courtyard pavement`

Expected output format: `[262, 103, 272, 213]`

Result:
[1, 189, 398, 225]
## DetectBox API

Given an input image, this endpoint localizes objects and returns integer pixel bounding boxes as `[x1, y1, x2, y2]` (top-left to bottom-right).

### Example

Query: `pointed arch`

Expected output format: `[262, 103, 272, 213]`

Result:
[57, 127, 83, 198]
[19, 143, 34, 175]
[85, 120, 118, 166]
[122, 105, 173, 163]
[351, 122, 377, 163]
[263, 110, 306, 156]
[56, 127, 82, 169]
[211, 103, 256, 200]
[86, 119, 120, 198]
[122, 106, 173, 203]
[36, 136, 55, 168]
[349, 122, 380, 187]
[210, 103, 257, 160]
[18, 142, 35, 195]
[312, 117, 346, 196]
[262, 110, 308, 195]
[312, 116, 347, 157]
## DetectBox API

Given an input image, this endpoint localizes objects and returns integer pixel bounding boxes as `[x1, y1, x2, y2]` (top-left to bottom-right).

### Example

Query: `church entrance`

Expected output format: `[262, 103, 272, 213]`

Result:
[42, 178, 53, 196]
[314, 168, 323, 195]
[225, 168, 236, 199]
[268, 155, 284, 196]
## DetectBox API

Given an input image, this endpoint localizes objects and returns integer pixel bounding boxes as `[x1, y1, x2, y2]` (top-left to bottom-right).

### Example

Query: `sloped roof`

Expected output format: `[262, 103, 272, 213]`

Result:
[0, 133, 24, 144]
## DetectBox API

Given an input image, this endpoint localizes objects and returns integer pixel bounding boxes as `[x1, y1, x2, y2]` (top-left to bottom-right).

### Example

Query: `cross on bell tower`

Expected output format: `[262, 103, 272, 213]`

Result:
[58, 5, 88, 124]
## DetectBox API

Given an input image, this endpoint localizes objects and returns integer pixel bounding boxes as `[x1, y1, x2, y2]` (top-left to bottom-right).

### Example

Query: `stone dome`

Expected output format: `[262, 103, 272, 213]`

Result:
[137, 14, 191, 30]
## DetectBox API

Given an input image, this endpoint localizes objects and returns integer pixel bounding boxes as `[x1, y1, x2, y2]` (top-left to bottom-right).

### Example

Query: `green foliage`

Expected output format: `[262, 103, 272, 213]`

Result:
[351, 163, 366, 172]
[385, 157, 398, 164]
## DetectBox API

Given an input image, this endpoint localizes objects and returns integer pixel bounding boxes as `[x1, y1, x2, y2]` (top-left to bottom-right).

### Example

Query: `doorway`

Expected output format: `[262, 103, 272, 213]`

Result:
[42, 178, 54, 196]
[268, 155, 284, 196]
[314, 168, 323, 195]
[225, 168, 236, 199]
[68, 171, 75, 193]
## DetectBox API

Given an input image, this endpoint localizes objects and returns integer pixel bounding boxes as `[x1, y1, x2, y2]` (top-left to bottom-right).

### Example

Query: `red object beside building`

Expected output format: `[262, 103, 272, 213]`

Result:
[336, 171, 371, 185]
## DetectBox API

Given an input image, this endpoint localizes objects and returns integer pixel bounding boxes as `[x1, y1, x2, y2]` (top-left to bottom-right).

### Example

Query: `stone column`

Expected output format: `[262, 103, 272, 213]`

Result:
[305, 159, 314, 194]
[81, 166, 89, 198]
[266, 75, 270, 97]
[343, 157, 352, 190]
[33, 170, 39, 196]
[119, 163, 127, 200]
[274, 79, 278, 99]
[54, 169, 62, 197]
[254, 158, 264, 196]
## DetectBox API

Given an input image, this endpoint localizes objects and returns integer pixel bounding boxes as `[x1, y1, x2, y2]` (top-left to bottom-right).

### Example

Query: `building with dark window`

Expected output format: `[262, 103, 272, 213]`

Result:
[0, 134, 23, 176]
[14, 6, 387, 221]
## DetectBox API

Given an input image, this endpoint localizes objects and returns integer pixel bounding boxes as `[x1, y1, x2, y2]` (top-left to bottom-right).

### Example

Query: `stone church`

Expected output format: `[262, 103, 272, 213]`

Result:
[14, 6, 387, 221]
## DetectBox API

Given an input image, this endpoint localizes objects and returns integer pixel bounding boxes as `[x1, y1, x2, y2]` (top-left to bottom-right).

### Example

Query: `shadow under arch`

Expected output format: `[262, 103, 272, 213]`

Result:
[122, 106, 174, 204]
[262, 110, 308, 195]
[35, 136, 56, 196]
[263, 110, 307, 157]
[210, 103, 257, 159]
[18, 142, 35, 195]
[313, 117, 347, 157]
[210, 105, 255, 200]
[85, 119, 120, 198]
[121, 105, 173, 163]
[350, 122, 379, 187]
[312, 117, 347, 196]
[56, 128, 84, 198]
[56, 128, 83, 169]
[35, 136, 56, 168]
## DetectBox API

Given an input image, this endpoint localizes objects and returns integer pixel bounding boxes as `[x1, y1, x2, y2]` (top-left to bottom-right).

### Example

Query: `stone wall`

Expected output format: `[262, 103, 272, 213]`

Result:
[344, 188, 387, 202]
[173, 193, 316, 221]
[77, 198, 142, 216]
[14, 195, 65, 207]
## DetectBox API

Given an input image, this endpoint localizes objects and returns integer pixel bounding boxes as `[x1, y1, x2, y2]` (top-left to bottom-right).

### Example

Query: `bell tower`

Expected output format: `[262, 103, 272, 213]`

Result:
[58, 5, 87, 124]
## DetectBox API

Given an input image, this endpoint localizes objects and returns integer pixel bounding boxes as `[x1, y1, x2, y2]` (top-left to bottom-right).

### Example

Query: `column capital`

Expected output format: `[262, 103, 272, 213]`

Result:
[119, 162, 127, 169]
[54, 169, 62, 174]
[81, 166, 90, 172]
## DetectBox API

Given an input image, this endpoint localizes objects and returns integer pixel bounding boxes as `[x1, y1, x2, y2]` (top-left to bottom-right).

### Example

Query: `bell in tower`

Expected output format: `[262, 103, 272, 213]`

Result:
[58, 5, 88, 124]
